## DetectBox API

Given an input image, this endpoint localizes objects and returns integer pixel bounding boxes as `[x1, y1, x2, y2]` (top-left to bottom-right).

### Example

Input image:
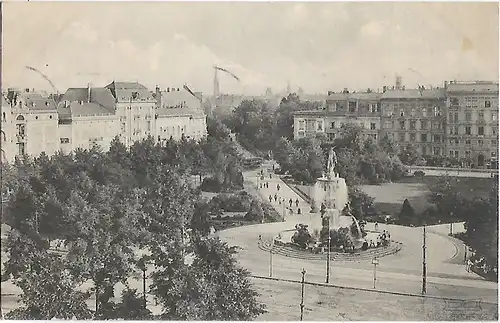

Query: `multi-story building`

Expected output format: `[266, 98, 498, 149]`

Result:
[294, 90, 382, 143]
[105, 81, 157, 147]
[293, 80, 499, 168]
[2, 89, 59, 162]
[155, 86, 207, 144]
[445, 81, 499, 168]
[58, 85, 120, 153]
[380, 87, 446, 156]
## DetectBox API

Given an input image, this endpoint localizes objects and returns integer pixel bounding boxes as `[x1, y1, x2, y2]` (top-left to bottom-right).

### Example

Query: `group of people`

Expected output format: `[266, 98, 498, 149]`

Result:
[258, 168, 304, 215]
[466, 255, 498, 278]
[366, 229, 391, 248]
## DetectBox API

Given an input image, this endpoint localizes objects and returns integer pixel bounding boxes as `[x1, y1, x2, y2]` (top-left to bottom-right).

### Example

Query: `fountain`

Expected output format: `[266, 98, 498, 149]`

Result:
[312, 147, 365, 249]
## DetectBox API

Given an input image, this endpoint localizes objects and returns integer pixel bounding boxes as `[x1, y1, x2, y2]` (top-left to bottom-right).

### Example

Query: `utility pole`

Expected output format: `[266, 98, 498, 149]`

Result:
[326, 218, 331, 283]
[300, 269, 306, 321]
[422, 225, 427, 294]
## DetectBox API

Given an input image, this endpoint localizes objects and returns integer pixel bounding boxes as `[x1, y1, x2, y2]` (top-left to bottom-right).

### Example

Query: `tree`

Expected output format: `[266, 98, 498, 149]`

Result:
[6, 253, 92, 320]
[399, 199, 416, 225]
[244, 200, 264, 222]
[379, 134, 399, 156]
[348, 187, 375, 221]
[399, 143, 420, 165]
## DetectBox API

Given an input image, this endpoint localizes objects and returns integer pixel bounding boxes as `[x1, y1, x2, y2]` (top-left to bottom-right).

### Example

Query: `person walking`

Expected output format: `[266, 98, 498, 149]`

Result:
[269, 195, 273, 203]
[277, 183, 280, 191]
[289, 199, 293, 207]
[295, 199, 299, 207]
[278, 197, 282, 205]
[265, 182, 269, 188]
[374, 222, 379, 232]
[269, 173, 272, 179]
[297, 207, 301, 215]
[274, 193, 278, 202]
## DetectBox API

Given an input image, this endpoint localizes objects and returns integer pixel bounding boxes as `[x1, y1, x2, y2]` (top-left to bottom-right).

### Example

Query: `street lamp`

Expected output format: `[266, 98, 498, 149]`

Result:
[269, 238, 275, 277]
[372, 257, 379, 289]
[138, 256, 151, 309]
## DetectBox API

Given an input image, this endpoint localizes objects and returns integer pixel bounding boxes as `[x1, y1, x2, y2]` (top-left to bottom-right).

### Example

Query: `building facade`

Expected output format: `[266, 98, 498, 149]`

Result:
[379, 88, 446, 156]
[1, 89, 59, 163]
[294, 91, 382, 143]
[445, 81, 499, 168]
[1, 82, 208, 163]
[293, 81, 499, 168]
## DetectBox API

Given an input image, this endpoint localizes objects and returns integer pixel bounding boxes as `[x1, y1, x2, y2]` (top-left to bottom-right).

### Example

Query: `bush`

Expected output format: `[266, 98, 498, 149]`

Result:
[209, 192, 253, 213]
[200, 177, 222, 193]
[244, 200, 264, 222]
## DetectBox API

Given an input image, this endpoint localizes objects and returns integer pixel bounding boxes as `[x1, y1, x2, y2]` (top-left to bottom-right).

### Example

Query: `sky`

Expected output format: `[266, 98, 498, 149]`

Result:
[2, 1, 499, 96]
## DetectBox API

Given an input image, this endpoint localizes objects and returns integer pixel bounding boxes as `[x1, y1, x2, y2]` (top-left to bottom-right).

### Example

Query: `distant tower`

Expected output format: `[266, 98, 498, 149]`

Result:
[395, 75, 403, 90]
[213, 67, 220, 99]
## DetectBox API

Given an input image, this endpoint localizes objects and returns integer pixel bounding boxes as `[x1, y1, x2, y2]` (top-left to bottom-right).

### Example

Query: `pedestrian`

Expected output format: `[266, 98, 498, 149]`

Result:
[269, 195, 272, 203]
[272, 164, 275, 171]
[278, 198, 282, 205]
[374, 222, 379, 231]
[297, 207, 301, 215]
[269, 173, 272, 179]
[259, 183, 262, 189]
[266, 182, 269, 188]
[274, 193, 278, 202]
[295, 199, 299, 207]
[289, 199, 293, 207]
[277, 183, 280, 191]
[259, 235, 262, 241]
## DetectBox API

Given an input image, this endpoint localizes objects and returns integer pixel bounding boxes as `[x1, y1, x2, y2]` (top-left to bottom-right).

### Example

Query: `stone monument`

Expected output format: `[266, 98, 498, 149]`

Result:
[312, 147, 365, 248]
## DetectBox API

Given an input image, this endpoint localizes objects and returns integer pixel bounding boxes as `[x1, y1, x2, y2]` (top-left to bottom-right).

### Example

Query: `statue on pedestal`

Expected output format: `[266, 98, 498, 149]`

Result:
[327, 146, 337, 179]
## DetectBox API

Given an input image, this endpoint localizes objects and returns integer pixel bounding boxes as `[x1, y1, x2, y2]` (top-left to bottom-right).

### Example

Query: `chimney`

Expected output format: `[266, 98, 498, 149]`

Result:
[87, 83, 91, 103]
[343, 88, 348, 93]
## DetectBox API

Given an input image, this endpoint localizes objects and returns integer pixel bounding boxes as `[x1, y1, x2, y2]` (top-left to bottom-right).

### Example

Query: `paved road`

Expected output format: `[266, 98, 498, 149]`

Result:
[219, 161, 497, 303]
[412, 168, 496, 178]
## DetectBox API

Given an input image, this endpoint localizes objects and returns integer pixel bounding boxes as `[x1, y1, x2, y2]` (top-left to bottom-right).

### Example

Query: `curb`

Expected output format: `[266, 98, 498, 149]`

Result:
[250, 275, 498, 305]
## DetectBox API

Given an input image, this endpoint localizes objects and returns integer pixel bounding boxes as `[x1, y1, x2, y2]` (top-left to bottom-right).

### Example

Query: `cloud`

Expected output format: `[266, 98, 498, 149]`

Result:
[359, 20, 386, 38]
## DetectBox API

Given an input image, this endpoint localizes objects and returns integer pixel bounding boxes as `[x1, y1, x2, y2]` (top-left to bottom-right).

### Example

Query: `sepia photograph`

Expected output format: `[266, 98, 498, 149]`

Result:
[0, 1, 498, 321]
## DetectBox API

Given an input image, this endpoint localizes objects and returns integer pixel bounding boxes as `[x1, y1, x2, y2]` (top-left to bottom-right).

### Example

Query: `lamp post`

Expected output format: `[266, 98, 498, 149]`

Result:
[300, 269, 306, 321]
[326, 218, 331, 283]
[269, 238, 275, 277]
[138, 256, 150, 309]
[372, 257, 379, 289]
[422, 225, 427, 294]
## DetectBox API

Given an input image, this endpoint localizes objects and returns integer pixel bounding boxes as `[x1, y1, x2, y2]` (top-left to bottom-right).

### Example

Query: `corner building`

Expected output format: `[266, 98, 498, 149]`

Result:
[445, 81, 499, 168]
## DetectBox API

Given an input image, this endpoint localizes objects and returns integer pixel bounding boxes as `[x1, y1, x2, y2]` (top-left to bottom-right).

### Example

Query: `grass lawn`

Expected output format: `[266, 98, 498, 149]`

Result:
[295, 176, 495, 217]
[252, 278, 498, 321]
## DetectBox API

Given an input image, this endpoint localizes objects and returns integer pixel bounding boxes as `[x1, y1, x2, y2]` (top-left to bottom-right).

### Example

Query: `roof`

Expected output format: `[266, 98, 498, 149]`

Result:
[446, 82, 499, 93]
[60, 87, 116, 112]
[58, 101, 115, 119]
[293, 109, 379, 118]
[156, 107, 205, 118]
[381, 88, 445, 100]
[106, 81, 154, 102]
[327, 92, 381, 101]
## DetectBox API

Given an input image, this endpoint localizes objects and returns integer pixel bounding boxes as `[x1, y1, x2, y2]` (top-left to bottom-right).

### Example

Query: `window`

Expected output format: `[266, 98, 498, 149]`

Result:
[422, 146, 427, 155]
[478, 139, 483, 146]
[454, 113, 458, 123]
[147, 121, 151, 131]
[421, 133, 427, 142]
[376, 103, 381, 113]
[349, 102, 356, 112]
[421, 120, 427, 130]
[466, 140, 471, 145]
[493, 112, 497, 121]
[466, 112, 471, 121]
[450, 98, 459, 106]
[370, 123, 376, 130]
[410, 133, 416, 142]
[330, 122, 335, 129]
[411, 108, 415, 117]
[399, 121, 405, 130]
[297, 131, 305, 138]
[60, 138, 70, 144]
[422, 108, 427, 117]
[493, 127, 498, 135]
[327, 133, 336, 141]
[478, 126, 484, 136]
[298, 120, 305, 130]
[433, 147, 441, 156]
[433, 134, 441, 143]
[410, 121, 416, 130]
[400, 109, 404, 117]
[485, 100, 491, 108]
[492, 140, 497, 146]
[478, 111, 484, 119]
[399, 133, 405, 142]
[449, 150, 454, 157]
[492, 151, 497, 158]
[448, 112, 453, 122]
[384, 121, 392, 129]
[454, 126, 458, 135]
[454, 151, 459, 158]
[465, 150, 471, 157]
[465, 126, 471, 135]
[18, 143, 25, 155]
[449, 127, 454, 135]
[317, 121, 323, 131]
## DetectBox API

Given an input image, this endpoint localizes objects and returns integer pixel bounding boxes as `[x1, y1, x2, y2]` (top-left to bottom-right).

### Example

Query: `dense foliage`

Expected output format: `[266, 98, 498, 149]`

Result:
[1, 131, 265, 320]
[427, 176, 498, 271]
